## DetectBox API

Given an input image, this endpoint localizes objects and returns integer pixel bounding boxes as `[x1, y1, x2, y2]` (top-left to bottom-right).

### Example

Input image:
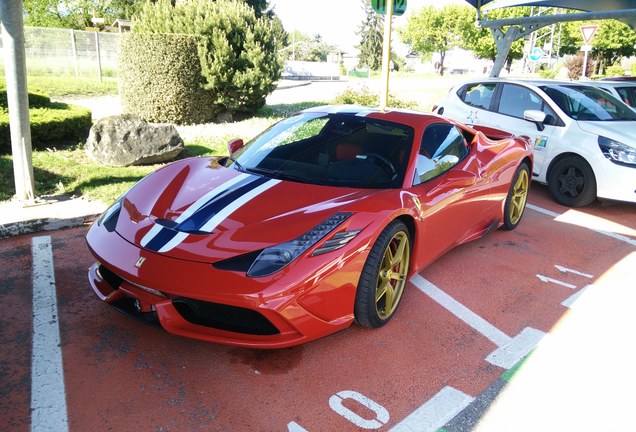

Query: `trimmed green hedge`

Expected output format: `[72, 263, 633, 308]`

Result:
[119, 33, 217, 125]
[0, 100, 92, 153]
[0, 87, 51, 108]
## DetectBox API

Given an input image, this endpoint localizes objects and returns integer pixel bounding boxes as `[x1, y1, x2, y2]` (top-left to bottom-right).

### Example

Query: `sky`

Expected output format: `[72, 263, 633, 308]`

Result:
[269, 0, 468, 53]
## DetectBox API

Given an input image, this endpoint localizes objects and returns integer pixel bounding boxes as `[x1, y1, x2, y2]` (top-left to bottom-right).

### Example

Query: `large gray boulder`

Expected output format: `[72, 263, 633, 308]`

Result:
[86, 114, 184, 167]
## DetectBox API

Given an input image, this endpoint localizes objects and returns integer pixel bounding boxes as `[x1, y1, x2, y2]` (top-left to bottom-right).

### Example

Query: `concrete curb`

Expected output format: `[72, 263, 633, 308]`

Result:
[0, 197, 107, 238]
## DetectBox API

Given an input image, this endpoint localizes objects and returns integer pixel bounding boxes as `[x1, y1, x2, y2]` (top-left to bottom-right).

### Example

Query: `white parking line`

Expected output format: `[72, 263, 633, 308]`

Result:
[389, 386, 474, 432]
[411, 274, 511, 347]
[31, 236, 68, 432]
[411, 274, 544, 369]
[527, 203, 636, 247]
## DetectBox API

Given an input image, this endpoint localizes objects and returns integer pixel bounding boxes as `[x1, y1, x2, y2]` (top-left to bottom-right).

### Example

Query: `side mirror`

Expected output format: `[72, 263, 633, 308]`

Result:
[227, 138, 244, 155]
[523, 110, 547, 132]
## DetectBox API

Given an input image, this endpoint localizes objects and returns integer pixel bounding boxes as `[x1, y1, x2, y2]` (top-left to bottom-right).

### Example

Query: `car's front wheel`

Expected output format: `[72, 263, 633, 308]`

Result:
[548, 156, 597, 207]
[354, 220, 411, 328]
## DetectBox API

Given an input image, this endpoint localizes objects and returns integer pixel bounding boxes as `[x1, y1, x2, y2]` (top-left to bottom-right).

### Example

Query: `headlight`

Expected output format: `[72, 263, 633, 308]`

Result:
[598, 136, 636, 167]
[97, 196, 124, 232]
[247, 212, 357, 278]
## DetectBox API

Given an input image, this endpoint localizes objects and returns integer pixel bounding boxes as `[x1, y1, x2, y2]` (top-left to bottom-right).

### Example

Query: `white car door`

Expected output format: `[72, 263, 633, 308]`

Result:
[489, 83, 561, 176]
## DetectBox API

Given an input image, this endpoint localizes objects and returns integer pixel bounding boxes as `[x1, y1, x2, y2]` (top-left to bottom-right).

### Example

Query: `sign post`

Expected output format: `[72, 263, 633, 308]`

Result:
[580, 25, 598, 79]
[373, 0, 407, 110]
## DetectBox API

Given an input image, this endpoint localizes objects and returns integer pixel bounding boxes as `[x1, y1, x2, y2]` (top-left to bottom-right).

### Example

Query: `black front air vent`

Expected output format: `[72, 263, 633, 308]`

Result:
[99, 264, 124, 289]
[172, 298, 279, 336]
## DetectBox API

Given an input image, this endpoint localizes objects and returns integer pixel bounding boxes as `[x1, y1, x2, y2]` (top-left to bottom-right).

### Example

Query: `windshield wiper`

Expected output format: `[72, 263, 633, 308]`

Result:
[244, 166, 322, 185]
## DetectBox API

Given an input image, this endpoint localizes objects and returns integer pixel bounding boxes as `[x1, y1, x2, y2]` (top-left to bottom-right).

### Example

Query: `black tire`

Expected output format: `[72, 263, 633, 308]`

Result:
[548, 156, 597, 207]
[354, 220, 411, 328]
[501, 162, 530, 231]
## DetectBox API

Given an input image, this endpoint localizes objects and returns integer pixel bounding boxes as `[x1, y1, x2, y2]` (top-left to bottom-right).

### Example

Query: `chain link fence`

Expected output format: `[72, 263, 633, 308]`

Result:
[1, 26, 120, 80]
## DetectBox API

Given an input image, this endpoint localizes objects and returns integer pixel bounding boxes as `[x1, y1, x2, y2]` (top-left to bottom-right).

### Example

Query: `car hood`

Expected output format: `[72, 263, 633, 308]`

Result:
[577, 121, 636, 149]
[113, 157, 374, 263]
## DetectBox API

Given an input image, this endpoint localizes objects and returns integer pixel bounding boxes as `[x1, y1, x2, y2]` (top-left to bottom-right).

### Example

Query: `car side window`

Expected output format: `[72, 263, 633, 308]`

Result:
[413, 123, 469, 186]
[498, 84, 559, 121]
[460, 83, 496, 110]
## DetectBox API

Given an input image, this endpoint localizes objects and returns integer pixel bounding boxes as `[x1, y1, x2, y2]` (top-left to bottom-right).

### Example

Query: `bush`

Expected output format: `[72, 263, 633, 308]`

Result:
[132, 0, 282, 118]
[565, 53, 594, 80]
[332, 86, 420, 110]
[0, 86, 50, 108]
[538, 67, 557, 79]
[119, 33, 217, 125]
[605, 63, 625, 78]
[0, 101, 91, 153]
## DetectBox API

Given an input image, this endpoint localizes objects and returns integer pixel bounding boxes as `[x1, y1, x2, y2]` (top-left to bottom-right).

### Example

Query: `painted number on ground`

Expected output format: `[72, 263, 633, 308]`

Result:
[288, 390, 389, 431]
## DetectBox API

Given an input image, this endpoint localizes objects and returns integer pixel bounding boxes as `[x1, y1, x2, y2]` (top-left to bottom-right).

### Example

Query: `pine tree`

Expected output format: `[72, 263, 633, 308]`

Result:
[356, 0, 384, 71]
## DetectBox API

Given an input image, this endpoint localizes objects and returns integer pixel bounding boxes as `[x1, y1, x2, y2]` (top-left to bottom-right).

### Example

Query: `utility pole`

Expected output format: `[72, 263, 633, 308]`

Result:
[1, 0, 35, 202]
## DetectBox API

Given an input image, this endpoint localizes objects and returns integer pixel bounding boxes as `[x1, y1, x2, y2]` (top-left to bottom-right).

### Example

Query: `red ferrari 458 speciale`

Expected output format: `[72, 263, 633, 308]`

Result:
[86, 105, 533, 348]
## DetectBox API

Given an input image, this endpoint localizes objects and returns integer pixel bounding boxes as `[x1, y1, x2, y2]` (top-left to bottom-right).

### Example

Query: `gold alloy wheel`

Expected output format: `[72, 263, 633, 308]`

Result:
[376, 231, 410, 320]
[510, 168, 529, 225]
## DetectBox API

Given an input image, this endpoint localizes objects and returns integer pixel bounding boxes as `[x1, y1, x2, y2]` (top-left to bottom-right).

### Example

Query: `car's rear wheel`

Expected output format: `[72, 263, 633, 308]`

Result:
[501, 162, 530, 230]
[548, 156, 596, 207]
[354, 220, 410, 328]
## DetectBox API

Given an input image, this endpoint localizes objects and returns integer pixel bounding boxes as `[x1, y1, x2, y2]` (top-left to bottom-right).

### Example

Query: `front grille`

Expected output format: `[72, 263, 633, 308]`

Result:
[110, 297, 161, 328]
[172, 298, 280, 336]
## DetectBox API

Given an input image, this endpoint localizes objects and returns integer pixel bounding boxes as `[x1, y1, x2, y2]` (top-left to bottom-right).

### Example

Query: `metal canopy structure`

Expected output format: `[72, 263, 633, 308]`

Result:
[464, 0, 636, 77]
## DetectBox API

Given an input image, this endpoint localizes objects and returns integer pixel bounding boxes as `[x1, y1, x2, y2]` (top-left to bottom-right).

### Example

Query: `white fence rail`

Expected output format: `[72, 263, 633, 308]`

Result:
[0, 26, 120, 80]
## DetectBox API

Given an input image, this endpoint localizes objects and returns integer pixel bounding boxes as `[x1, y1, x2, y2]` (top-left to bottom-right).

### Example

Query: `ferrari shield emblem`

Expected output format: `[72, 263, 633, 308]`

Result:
[134, 257, 146, 268]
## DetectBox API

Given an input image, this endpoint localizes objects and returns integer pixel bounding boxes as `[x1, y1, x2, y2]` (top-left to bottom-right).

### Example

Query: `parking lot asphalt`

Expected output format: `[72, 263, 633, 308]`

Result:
[1, 184, 635, 431]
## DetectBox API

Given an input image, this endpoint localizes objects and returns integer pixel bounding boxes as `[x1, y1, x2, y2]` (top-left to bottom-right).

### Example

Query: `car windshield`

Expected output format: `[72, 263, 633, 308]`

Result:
[226, 112, 414, 189]
[539, 84, 636, 121]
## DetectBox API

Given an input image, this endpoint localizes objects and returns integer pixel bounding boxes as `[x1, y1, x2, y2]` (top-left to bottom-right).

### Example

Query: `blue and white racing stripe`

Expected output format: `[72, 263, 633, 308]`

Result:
[141, 173, 280, 253]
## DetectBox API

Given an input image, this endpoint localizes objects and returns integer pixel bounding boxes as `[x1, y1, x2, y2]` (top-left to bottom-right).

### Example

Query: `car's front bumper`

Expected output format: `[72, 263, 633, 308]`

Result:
[592, 157, 636, 204]
[86, 222, 368, 348]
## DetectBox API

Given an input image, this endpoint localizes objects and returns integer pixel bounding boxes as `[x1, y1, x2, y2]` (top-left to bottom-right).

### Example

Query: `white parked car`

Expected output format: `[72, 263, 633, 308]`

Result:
[593, 79, 636, 109]
[433, 78, 636, 206]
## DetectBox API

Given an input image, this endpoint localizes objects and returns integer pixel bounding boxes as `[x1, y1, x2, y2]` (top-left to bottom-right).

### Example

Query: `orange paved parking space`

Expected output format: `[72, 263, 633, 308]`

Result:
[1, 186, 635, 431]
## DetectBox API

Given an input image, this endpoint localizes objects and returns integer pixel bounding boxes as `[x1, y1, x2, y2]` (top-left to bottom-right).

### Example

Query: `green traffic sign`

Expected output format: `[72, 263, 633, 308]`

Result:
[371, 0, 407, 16]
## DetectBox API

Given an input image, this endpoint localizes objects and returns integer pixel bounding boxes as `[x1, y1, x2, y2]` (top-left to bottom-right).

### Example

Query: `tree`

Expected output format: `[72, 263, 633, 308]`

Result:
[399, 5, 473, 75]
[23, 0, 139, 29]
[457, 6, 528, 72]
[559, 19, 636, 75]
[356, 0, 384, 70]
[283, 31, 338, 62]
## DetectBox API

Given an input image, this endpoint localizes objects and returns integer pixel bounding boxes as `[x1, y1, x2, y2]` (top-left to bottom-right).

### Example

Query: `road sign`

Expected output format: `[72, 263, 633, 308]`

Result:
[371, 0, 407, 16]
[529, 47, 543, 61]
[580, 25, 598, 45]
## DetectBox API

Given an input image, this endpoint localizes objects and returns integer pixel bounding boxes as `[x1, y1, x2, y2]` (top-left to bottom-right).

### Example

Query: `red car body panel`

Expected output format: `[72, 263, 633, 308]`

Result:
[86, 106, 532, 348]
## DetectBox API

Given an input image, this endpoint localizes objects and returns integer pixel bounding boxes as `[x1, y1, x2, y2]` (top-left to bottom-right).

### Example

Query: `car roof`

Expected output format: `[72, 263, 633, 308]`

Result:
[454, 77, 605, 89]
[299, 104, 447, 128]
[592, 80, 636, 88]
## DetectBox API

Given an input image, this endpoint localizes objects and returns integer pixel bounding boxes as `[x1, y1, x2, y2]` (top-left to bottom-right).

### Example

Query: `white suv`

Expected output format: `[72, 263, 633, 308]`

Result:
[433, 78, 636, 207]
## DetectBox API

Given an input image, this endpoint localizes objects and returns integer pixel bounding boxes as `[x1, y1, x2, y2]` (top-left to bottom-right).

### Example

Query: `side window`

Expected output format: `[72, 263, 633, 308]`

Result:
[414, 124, 469, 186]
[460, 83, 496, 110]
[617, 87, 636, 107]
[498, 84, 551, 119]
